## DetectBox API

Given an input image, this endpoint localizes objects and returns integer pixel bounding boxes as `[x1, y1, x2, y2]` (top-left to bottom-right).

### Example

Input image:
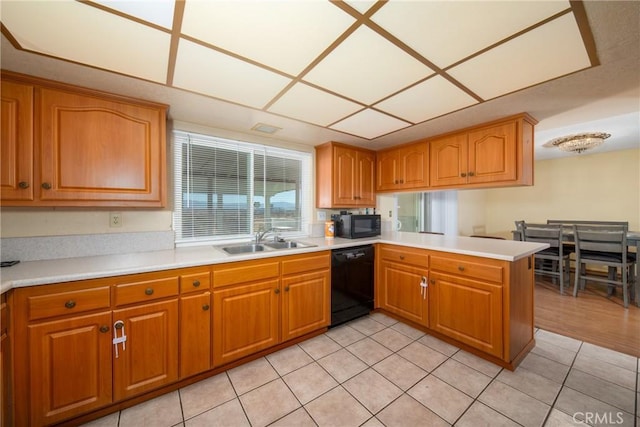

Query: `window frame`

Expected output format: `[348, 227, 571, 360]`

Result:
[173, 130, 312, 247]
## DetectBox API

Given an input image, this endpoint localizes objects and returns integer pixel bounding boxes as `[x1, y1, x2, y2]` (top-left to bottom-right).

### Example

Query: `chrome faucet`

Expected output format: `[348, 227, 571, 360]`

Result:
[254, 228, 273, 243]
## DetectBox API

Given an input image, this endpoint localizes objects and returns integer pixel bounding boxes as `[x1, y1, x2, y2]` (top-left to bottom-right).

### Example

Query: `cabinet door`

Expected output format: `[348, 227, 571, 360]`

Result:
[281, 270, 330, 341]
[179, 292, 211, 378]
[379, 260, 428, 326]
[0, 295, 9, 427]
[400, 142, 428, 189]
[1, 80, 33, 201]
[357, 150, 376, 206]
[467, 122, 517, 184]
[429, 134, 468, 187]
[333, 145, 357, 206]
[37, 87, 165, 206]
[429, 272, 503, 358]
[28, 312, 112, 426]
[113, 300, 178, 400]
[213, 280, 280, 366]
[0, 329, 7, 427]
[376, 150, 399, 191]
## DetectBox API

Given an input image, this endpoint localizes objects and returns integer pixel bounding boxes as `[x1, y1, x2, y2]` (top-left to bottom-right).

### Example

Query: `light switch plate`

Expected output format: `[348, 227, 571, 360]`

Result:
[317, 211, 326, 221]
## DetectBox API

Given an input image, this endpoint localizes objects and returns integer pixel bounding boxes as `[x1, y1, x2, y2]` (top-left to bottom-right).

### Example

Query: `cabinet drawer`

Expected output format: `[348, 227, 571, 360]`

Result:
[27, 287, 111, 321]
[379, 245, 429, 268]
[180, 270, 211, 294]
[430, 255, 503, 284]
[114, 276, 179, 306]
[281, 252, 330, 276]
[213, 259, 280, 288]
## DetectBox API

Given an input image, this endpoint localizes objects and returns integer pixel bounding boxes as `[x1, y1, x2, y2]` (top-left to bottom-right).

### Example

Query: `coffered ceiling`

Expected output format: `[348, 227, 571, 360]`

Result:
[1, 1, 639, 159]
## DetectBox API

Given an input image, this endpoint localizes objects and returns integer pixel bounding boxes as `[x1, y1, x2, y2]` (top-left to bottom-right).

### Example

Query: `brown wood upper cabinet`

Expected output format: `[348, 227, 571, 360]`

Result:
[429, 114, 536, 190]
[0, 71, 167, 207]
[1, 79, 33, 202]
[315, 141, 376, 208]
[376, 140, 429, 192]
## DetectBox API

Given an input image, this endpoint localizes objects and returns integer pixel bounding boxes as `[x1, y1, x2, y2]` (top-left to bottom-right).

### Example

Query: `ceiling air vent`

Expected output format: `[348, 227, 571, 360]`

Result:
[251, 123, 281, 134]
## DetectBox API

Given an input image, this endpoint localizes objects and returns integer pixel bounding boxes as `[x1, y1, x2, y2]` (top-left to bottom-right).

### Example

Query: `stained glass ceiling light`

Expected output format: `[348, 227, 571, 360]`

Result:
[543, 132, 611, 153]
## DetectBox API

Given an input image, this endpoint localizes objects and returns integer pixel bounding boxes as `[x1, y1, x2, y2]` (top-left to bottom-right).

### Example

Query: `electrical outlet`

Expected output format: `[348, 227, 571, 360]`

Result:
[388, 210, 393, 218]
[317, 211, 326, 221]
[110, 212, 122, 228]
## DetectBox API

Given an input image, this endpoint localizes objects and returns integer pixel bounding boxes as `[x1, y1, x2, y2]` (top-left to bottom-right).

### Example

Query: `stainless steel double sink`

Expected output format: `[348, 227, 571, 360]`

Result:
[217, 240, 316, 255]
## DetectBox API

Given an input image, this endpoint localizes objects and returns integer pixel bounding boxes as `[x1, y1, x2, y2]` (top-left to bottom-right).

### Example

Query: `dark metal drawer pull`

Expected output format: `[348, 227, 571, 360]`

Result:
[145, 288, 154, 295]
[64, 300, 76, 309]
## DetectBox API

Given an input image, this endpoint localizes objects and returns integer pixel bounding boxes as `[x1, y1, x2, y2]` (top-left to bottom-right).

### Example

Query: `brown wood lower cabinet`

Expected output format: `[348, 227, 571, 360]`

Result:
[1, 293, 10, 427]
[213, 279, 281, 366]
[428, 272, 503, 358]
[179, 292, 212, 378]
[377, 245, 429, 326]
[28, 311, 113, 426]
[113, 300, 179, 401]
[281, 253, 331, 341]
[376, 246, 535, 369]
[8, 254, 331, 425]
[213, 252, 331, 366]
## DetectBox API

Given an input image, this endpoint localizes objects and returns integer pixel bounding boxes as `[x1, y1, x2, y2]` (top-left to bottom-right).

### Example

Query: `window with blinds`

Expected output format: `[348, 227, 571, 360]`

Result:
[173, 130, 312, 245]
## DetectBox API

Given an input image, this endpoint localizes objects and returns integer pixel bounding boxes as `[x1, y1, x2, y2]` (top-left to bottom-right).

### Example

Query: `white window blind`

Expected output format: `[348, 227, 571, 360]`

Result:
[173, 130, 312, 245]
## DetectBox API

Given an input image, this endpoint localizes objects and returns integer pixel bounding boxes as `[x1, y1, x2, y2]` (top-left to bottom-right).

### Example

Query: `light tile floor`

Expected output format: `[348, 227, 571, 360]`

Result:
[85, 313, 639, 427]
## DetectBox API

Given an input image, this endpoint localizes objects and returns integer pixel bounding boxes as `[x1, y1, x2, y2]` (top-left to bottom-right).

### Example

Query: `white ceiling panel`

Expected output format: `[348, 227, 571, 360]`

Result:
[375, 76, 478, 124]
[303, 26, 434, 105]
[344, 0, 378, 15]
[447, 13, 591, 101]
[331, 109, 411, 140]
[268, 83, 364, 127]
[371, 0, 570, 68]
[173, 39, 292, 109]
[91, 0, 176, 29]
[181, 1, 355, 76]
[1, 1, 170, 83]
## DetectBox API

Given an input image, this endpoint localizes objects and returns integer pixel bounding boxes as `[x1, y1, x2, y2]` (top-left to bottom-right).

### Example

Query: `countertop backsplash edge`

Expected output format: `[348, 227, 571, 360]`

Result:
[1, 231, 175, 262]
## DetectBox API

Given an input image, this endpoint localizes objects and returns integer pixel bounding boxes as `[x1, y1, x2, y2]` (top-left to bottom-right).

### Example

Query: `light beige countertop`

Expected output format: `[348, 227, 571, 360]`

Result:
[0, 232, 548, 293]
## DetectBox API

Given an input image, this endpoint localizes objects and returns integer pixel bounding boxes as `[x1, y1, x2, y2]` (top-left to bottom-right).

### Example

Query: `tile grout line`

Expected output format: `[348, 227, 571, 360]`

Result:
[106, 315, 635, 427]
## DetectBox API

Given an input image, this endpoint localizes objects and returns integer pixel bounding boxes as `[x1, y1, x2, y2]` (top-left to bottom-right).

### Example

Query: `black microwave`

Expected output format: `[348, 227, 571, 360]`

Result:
[336, 214, 381, 239]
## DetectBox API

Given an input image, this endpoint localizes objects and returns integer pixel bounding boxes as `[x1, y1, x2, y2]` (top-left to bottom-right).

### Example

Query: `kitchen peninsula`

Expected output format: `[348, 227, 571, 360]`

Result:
[1, 232, 547, 426]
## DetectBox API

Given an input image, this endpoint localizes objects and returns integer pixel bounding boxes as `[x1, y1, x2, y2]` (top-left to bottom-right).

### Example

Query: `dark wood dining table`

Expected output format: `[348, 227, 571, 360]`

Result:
[512, 229, 640, 248]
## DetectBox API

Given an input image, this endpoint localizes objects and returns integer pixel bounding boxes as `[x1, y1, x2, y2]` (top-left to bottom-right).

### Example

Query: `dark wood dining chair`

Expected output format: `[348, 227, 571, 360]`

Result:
[573, 224, 637, 308]
[522, 223, 571, 294]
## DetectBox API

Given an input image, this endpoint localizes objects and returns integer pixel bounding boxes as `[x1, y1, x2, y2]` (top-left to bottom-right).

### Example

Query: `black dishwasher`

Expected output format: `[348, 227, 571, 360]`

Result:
[330, 245, 374, 327]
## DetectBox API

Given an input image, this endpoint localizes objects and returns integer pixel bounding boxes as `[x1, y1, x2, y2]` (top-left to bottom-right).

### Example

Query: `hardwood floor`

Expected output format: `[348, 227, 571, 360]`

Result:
[534, 276, 640, 357]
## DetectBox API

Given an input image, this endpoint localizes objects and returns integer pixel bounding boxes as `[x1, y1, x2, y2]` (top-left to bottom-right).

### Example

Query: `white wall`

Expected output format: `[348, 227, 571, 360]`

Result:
[481, 148, 640, 235]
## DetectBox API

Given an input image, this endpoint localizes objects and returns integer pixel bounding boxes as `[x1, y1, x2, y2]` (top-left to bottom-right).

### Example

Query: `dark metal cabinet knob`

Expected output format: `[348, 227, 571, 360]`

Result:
[460, 173, 467, 178]
[64, 300, 76, 309]
[145, 288, 154, 295]
[41, 182, 52, 190]
[18, 181, 29, 189]
[458, 266, 465, 271]
[202, 304, 210, 311]
[192, 280, 200, 287]
[468, 171, 475, 177]
[99, 325, 110, 333]
[274, 288, 280, 294]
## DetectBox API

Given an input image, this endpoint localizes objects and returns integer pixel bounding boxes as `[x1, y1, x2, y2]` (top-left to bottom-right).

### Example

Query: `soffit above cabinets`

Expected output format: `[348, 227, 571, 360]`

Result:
[1, 0, 596, 141]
